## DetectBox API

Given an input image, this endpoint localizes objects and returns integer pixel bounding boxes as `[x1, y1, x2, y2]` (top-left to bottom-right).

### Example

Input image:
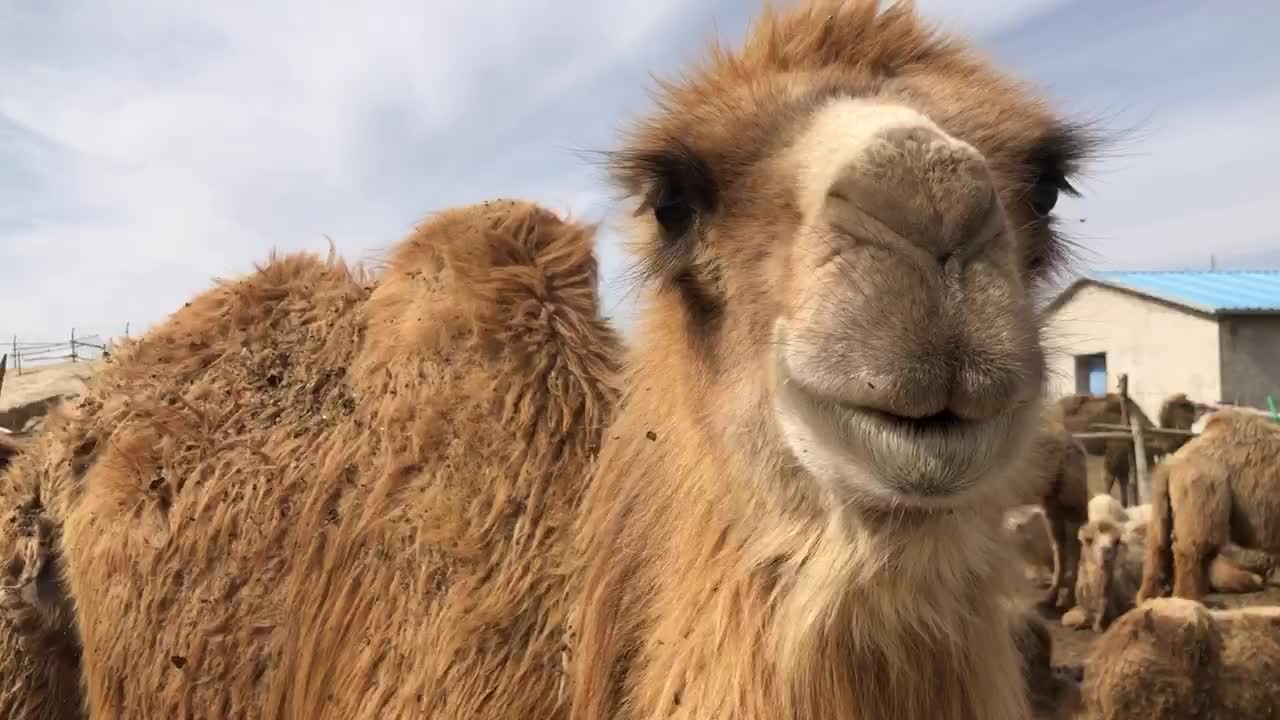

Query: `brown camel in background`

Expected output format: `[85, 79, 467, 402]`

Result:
[1053, 392, 1203, 506]
[1137, 409, 1280, 603]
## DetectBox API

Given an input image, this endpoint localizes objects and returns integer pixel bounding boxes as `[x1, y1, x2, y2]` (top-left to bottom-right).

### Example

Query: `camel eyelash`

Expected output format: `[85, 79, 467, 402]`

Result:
[612, 143, 719, 217]
[1030, 120, 1106, 195]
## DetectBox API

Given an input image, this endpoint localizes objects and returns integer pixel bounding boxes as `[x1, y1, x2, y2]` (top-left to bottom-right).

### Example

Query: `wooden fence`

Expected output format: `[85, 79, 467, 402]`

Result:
[7, 331, 109, 375]
[1067, 373, 1201, 508]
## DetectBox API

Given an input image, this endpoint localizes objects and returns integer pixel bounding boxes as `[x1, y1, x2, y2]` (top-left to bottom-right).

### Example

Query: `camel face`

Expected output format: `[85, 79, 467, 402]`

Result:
[772, 99, 1044, 507]
[609, 3, 1094, 513]
[1080, 520, 1122, 577]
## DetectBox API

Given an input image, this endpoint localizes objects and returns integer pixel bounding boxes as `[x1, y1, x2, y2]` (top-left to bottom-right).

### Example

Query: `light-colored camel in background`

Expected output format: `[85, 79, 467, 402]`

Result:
[1064, 510, 1146, 632]
[0, 1, 1100, 718]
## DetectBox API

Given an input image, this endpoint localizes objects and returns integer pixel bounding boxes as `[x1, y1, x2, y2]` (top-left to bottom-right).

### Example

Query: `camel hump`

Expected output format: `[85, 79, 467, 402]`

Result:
[378, 199, 605, 341]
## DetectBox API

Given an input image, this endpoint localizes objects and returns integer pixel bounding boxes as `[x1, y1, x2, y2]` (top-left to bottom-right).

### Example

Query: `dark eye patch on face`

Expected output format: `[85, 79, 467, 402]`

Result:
[1026, 122, 1097, 215]
[1019, 121, 1104, 279]
[608, 139, 719, 284]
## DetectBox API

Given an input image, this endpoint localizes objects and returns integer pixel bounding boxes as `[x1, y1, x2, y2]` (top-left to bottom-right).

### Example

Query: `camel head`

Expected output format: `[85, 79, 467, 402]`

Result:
[1158, 392, 1202, 430]
[609, 0, 1096, 515]
[1080, 519, 1123, 578]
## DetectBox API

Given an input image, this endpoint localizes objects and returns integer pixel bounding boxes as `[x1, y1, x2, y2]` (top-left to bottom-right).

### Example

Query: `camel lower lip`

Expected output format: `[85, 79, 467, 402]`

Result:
[774, 370, 1023, 503]
[825, 400, 998, 486]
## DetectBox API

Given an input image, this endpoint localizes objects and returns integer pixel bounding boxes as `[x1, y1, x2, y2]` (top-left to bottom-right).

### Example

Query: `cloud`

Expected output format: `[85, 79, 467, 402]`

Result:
[1053, 91, 1280, 271]
[907, 0, 1070, 38]
[981, 0, 1280, 275]
[0, 0, 695, 341]
[2, 0, 1275, 344]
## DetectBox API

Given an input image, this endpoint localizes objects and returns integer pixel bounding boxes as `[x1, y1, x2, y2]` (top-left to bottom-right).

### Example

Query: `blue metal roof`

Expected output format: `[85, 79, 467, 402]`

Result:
[1089, 271, 1280, 314]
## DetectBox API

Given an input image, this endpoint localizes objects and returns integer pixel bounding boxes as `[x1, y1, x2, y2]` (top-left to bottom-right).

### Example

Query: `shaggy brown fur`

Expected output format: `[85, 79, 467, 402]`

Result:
[0, 434, 23, 471]
[1020, 418, 1090, 612]
[5, 2, 1103, 718]
[571, 1, 1097, 718]
[3, 200, 622, 718]
[1013, 610, 1083, 720]
[1156, 393, 1201, 456]
[1066, 516, 1143, 632]
[1137, 409, 1280, 603]
[1084, 597, 1280, 719]
[0, 408, 85, 720]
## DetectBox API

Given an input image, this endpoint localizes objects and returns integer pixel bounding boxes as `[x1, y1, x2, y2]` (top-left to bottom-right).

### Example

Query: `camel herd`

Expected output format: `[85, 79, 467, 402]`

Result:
[1006, 400, 1280, 718]
[1, 1, 1278, 718]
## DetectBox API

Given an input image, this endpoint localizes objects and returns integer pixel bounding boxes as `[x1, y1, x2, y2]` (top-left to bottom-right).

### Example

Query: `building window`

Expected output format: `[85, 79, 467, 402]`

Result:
[1075, 353, 1108, 396]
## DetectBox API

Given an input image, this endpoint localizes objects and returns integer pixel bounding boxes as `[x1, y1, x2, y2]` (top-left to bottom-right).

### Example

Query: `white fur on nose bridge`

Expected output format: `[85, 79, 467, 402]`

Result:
[788, 98, 976, 221]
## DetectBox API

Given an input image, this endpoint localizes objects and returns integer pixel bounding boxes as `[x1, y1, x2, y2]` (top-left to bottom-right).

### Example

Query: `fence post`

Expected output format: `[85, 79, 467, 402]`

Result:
[1130, 411, 1150, 505]
[1117, 374, 1132, 506]
[0, 353, 6, 402]
[71, 328, 78, 363]
[11, 336, 17, 376]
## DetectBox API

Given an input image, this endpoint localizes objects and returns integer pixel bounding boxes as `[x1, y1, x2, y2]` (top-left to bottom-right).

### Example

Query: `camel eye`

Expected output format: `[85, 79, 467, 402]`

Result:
[653, 182, 695, 239]
[1029, 177, 1060, 217]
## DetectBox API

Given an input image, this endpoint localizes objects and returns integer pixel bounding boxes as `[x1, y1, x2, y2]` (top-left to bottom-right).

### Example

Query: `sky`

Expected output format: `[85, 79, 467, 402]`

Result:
[1, 0, 1277, 343]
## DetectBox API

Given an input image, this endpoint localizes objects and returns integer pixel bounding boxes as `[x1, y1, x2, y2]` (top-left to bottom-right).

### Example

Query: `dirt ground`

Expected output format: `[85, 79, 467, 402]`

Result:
[0, 359, 98, 411]
[0, 359, 99, 431]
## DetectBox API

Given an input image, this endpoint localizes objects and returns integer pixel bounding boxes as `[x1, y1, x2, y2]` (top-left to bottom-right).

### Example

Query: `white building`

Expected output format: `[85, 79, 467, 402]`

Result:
[1042, 271, 1280, 421]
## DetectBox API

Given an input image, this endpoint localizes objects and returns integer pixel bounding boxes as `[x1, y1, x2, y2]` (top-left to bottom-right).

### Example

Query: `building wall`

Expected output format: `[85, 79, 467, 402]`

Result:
[1219, 315, 1280, 409]
[1043, 283, 1222, 421]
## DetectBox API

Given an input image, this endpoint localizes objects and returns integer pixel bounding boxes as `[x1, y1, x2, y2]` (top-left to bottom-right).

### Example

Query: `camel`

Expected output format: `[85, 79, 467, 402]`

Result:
[1137, 409, 1280, 603]
[1007, 491, 1116, 584]
[1, 2, 1101, 718]
[1053, 392, 1201, 506]
[0, 201, 623, 719]
[1083, 597, 1280, 719]
[1013, 609, 1084, 720]
[1064, 491, 1270, 632]
[1016, 417, 1091, 613]
[0, 405, 84, 720]
[1005, 418, 1091, 614]
[1156, 393, 1201, 455]
[1065, 493, 1269, 633]
[1063, 514, 1145, 632]
[0, 433, 21, 471]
